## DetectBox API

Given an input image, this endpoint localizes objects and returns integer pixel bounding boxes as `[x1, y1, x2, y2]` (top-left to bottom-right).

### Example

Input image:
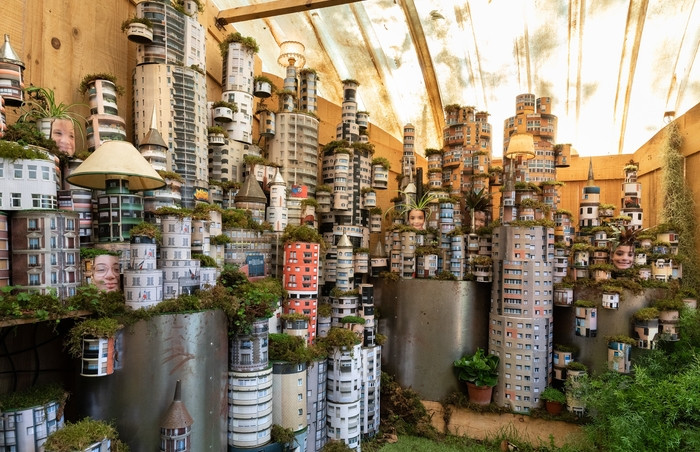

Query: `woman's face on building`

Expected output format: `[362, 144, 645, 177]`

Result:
[408, 209, 425, 230]
[612, 244, 634, 270]
[50, 118, 76, 156]
[93, 254, 120, 292]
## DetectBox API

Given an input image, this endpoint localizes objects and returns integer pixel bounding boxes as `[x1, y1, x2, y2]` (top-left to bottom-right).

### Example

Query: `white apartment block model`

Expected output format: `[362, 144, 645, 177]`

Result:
[130, 0, 208, 208]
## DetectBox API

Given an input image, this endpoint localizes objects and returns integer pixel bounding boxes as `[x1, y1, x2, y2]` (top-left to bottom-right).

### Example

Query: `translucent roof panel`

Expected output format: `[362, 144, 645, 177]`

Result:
[213, 0, 700, 157]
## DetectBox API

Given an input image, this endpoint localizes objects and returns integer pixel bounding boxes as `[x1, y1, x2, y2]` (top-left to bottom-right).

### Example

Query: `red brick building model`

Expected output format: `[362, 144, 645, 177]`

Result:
[282, 241, 320, 344]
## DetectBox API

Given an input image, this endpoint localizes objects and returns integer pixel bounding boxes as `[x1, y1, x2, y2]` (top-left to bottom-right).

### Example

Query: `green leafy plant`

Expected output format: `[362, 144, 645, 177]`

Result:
[453, 348, 500, 387]
[19, 86, 86, 125]
[540, 387, 566, 403]
[633, 307, 659, 322]
[220, 32, 259, 56]
[128, 221, 161, 242]
[120, 16, 153, 32]
[207, 125, 226, 135]
[371, 156, 391, 170]
[211, 100, 237, 112]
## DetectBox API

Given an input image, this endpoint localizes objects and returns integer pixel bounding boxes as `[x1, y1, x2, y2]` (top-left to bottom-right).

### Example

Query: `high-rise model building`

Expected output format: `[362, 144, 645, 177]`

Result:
[488, 94, 559, 412]
[131, 0, 208, 208]
[10, 211, 81, 300]
[265, 42, 320, 194]
[283, 241, 320, 343]
[621, 161, 643, 228]
[400, 124, 416, 190]
[442, 105, 493, 198]
[503, 94, 557, 184]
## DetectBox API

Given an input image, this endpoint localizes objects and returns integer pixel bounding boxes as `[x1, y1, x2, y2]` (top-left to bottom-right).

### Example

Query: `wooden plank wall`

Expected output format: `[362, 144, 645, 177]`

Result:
[3, 0, 700, 254]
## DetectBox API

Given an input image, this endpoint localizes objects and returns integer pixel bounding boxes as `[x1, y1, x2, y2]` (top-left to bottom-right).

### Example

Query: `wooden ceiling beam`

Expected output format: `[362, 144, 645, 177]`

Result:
[217, 0, 365, 24]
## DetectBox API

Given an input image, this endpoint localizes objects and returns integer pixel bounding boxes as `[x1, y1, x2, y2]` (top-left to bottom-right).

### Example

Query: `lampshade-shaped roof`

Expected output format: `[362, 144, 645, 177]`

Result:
[66, 140, 166, 191]
[505, 133, 536, 160]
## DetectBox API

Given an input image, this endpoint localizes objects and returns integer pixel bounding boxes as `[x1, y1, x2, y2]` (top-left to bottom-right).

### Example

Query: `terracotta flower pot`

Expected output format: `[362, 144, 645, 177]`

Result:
[466, 382, 493, 406]
[545, 400, 564, 415]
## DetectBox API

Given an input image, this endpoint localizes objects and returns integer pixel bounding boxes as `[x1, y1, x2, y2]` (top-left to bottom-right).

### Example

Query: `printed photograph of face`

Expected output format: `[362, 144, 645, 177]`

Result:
[93, 254, 120, 292]
[50, 118, 76, 156]
[611, 244, 635, 270]
[407, 208, 426, 230]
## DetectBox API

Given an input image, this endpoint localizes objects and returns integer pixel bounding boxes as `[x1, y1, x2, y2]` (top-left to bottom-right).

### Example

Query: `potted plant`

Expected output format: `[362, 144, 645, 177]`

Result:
[78, 72, 126, 97]
[453, 348, 499, 405]
[207, 125, 227, 145]
[19, 86, 86, 143]
[541, 387, 566, 415]
[253, 75, 275, 98]
[121, 16, 154, 44]
[633, 307, 659, 349]
[67, 317, 123, 377]
[211, 100, 237, 122]
[607, 335, 635, 373]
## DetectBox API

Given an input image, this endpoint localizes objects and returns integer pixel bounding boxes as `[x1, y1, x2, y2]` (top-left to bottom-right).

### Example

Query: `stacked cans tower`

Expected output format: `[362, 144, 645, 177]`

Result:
[159, 214, 200, 298]
[130, 0, 208, 208]
[228, 319, 273, 450]
[123, 234, 163, 309]
[84, 77, 127, 152]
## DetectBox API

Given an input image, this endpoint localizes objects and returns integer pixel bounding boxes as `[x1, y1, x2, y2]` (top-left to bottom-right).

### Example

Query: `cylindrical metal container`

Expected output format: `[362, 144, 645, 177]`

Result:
[73, 310, 228, 451]
[374, 278, 490, 401]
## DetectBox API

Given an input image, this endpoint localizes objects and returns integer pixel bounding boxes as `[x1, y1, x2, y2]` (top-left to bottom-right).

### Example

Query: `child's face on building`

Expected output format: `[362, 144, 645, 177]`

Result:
[50, 118, 76, 156]
[408, 209, 425, 230]
[611, 244, 634, 270]
[93, 254, 120, 292]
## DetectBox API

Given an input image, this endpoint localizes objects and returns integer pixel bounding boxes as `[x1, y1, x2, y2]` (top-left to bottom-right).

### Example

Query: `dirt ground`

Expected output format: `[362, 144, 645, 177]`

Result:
[423, 400, 585, 448]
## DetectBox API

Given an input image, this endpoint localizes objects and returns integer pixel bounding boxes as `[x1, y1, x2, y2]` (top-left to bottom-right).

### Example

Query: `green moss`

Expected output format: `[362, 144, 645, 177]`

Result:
[0, 383, 68, 411]
[317, 327, 361, 352]
[220, 32, 259, 56]
[44, 418, 126, 452]
[212, 100, 237, 112]
[66, 317, 123, 357]
[340, 315, 366, 325]
[129, 221, 161, 242]
[207, 126, 226, 135]
[606, 335, 636, 345]
[574, 300, 597, 308]
[371, 156, 391, 170]
[79, 73, 126, 96]
[633, 307, 660, 321]
[661, 123, 700, 293]
[0, 140, 53, 161]
[192, 253, 217, 268]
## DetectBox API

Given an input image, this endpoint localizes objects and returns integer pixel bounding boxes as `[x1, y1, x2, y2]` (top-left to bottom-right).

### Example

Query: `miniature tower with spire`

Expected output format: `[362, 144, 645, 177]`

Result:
[579, 159, 601, 228]
[0, 34, 26, 106]
[160, 380, 193, 452]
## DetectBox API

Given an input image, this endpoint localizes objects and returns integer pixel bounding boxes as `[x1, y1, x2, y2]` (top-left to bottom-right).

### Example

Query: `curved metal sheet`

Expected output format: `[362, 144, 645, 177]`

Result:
[72, 310, 229, 451]
[374, 278, 490, 401]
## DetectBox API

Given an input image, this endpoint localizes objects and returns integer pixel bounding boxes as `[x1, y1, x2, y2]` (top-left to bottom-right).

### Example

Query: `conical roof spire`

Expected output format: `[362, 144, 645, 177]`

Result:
[586, 158, 595, 186]
[141, 106, 168, 148]
[371, 239, 386, 258]
[236, 172, 266, 203]
[0, 35, 24, 66]
[337, 233, 352, 248]
[161, 380, 194, 429]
